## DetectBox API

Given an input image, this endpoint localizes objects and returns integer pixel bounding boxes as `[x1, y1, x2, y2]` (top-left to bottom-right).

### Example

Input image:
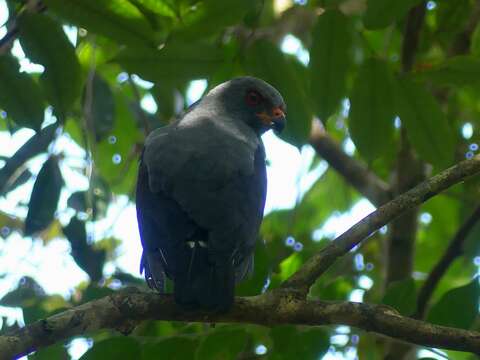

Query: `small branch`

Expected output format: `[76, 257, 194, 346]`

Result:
[401, 2, 426, 72]
[282, 155, 480, 292]
[2, 289, 480, 359]
[309, 121, 391, 207]
[415, 204, 480, 319]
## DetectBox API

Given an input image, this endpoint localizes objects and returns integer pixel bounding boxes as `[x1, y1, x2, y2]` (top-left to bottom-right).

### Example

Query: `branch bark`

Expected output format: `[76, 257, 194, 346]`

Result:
[282, 155, 480, 292]
[309, 121, 391, 207]
[2, 289, 480, 359]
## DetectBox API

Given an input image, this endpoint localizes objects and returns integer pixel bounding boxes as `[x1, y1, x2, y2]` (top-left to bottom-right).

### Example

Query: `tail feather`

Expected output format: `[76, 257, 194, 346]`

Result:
[174, 242, 235, 312]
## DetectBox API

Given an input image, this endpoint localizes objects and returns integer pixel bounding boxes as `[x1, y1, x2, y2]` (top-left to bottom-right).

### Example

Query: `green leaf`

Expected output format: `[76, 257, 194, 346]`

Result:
[83, 73, 115, 141]
[30, 344, 68, 359]
[364, 0, 423, 29]
[426, 279, 480, 329]
[115, 41, 225, 82]
[196, 328, 248, 360]
[0, 55, 45, 130]
[173, 0, 256, 40]
[0, 123, 58, 193]
[245, 40, 312, 147]
[63, 217, 106, 281]
[270, 326, 329, 360]
[471, 23, 480, 57]
[94, 91, 143, 194]
[382, 278, 416, 316]
[395, 76, 454, 168]
[44, 0, 157, 47]
[418, 56, 480, 88]
[309, 10, 352, 121]
[25, 156, 64, 236]
[349, 58, 396, 162]
[81, 337, 141, 359]
[17, 12, 82, 121]
[142, 336, 198, 359]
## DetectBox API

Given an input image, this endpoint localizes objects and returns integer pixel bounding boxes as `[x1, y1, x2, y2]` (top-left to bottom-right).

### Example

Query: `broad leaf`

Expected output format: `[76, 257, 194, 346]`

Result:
[0, 123, 58, 193]
[364, 0, 423, 29]
[349, 58, 396, 162]
[310, 10, 352, 121]
[382, 278, 416, 316]
[418, 56, 480, 88]
[115, 41, 225, 82]
[24, 156, 63, 236]
[196, 328, 248, 360]
[395, 76, 454, 168]
[83, 73, 115, 141]
[269, 325, 329, 360]
[17, 12, 82, 121]
[0, 55, 45, 130]
[44, 0, 157, 47]
[245, 40, 312, 147]
[142, 336, 198, 359]
[63, 217, 106, 281]
[81, 337, 141, 359]
[427, 279, 480, 329]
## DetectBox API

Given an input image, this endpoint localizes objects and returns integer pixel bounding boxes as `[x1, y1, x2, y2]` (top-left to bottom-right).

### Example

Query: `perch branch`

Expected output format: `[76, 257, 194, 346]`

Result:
[1, 289, 480, 359]
[282, 155, 480, 292]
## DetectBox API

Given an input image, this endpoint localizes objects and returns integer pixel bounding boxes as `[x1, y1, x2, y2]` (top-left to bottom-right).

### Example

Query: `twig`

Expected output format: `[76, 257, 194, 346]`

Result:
[2, 289, 480, 359]
[415, 204, 480, 319]
[309, 120, 391, 207]
[281, 155, 480, 293]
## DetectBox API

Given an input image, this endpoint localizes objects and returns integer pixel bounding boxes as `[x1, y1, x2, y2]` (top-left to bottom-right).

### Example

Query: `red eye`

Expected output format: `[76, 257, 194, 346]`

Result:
[245, 90, 262, 106]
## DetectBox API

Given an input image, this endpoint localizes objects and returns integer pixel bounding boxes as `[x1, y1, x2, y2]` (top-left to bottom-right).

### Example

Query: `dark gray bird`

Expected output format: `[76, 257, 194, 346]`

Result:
[136, 77, 286, 311]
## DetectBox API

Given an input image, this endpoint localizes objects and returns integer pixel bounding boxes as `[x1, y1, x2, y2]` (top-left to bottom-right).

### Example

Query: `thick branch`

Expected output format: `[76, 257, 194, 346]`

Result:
[1, 289, 480, 359]
[309, 121, 391, 207]
[282, 155, 480, 292]
[415, 204, 480, 318]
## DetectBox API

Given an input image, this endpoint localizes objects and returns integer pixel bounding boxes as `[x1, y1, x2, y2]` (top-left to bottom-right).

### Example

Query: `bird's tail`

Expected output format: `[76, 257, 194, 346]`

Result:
[174, 241, 235, 312]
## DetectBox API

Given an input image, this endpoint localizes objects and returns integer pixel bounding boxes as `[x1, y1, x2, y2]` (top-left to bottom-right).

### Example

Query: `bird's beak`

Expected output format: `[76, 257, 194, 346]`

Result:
[256, 106, 286, 134]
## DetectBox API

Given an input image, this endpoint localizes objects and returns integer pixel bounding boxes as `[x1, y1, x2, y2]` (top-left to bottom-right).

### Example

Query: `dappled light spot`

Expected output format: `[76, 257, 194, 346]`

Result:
[466, 151, 474, 159]
[281, 34, 309, 65]
[470, 143, 478, 152]
[255, 344, 267, 355]
[426, 1, 437, 10]
[116, 72, 128, 83]
[462, 122, 473, 139]
[108, 135, 117, 144]
[285, 236, 295, 247]
[112, 153, 122, 164]
[358, 275, 373, 290]
[354, 253, 364, 271]
[293, 242, 303, 252]
[420, 212, 432, 224]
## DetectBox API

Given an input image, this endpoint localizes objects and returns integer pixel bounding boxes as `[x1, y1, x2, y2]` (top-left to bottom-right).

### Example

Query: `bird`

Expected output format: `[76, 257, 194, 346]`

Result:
[136, 76, 286, 311]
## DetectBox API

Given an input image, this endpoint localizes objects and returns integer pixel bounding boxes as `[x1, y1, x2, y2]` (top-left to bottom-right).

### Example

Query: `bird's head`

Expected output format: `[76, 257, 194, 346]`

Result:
[206, 77, 286, 135]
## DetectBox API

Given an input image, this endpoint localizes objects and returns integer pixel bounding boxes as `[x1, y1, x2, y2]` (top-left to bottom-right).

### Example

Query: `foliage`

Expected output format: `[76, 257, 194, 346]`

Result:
[1, 0, 480, 359]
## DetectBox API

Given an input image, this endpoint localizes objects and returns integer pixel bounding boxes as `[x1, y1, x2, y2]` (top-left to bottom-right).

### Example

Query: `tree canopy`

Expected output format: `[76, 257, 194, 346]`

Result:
[1, 0, 480, 359]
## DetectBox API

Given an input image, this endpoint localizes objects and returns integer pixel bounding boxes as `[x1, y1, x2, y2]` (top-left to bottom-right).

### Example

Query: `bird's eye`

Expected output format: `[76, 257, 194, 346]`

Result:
[245, 90, 262, 106]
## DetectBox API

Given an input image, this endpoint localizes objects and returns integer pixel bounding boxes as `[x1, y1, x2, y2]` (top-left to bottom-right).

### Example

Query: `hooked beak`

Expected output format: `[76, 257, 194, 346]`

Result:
[256, 106, 286, 134]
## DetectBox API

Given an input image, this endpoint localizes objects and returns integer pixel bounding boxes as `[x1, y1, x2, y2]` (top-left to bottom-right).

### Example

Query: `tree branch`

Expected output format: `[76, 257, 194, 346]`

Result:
[282, 155, 480, 292]
[415, 204, 480, 319]
[309, 121, 391, 207]
[2, 288, 480, 359]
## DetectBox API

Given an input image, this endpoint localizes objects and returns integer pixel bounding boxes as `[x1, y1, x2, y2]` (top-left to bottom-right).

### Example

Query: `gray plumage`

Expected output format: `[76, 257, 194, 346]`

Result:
[136, 76, 286, 311]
